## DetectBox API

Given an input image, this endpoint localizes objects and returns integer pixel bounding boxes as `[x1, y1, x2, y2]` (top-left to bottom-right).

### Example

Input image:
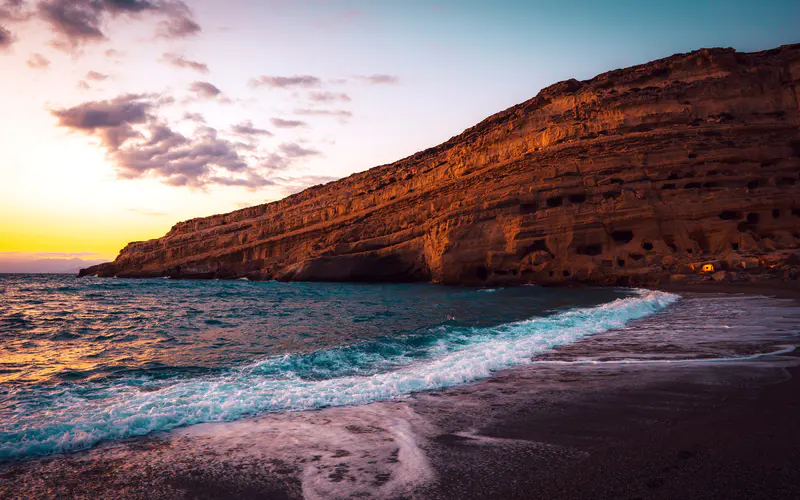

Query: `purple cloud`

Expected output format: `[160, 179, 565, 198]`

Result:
[188, 81, 223, 99]
[232, 120, 272, 136]
[271, 117, 307, 128]
[279, 142, 320, 158]
[161, 52, 209, 73]
[355, 74, 400, 85]
[0, 0, 28, 21]
[182, 112, 206, 123]
[0, 25, 13, 49]
[33, 0, 200, 50]
[0, 1, 31, 48]
[156, 2, 200, 39]
[51, 93, 153, 147]
[250, 74, 322, 89]
[85, 70, 108, 81]
[50, 93, 320, 189]
[308, 91, 351, 103]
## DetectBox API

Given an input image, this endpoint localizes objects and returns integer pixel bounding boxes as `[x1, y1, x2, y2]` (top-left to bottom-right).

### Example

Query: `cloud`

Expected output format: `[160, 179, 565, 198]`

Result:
[50, 93, 314, 189]
[188, 80, 222, 99]
[279, 142, 319, 158]
[232, 120, 272, 136]
[294, 108, 352, 118]
[271, 117, 306, 128]
[52, 93, 153, 147]
[77, 80, 90, 90]
[112, 125, 255, 187]
[26, 53, 51, 69]
[86, 70, 108, 81]
[355, 74, 400, 85]
[308, 91, 351, 103]
[34, 0, 200, 50]
[0, 24, 13, 49]
[250, 74, 321, 89]
[0, 0, 28, 43]
[0, 0, 27, 21]
[38, 1, 108, 47]
[103, 0, 158, 14]
[182, 111, 205, 123]
[0, 0, 30, 48]
[161, 52, 208, 73]
[155, 2, 200, 39]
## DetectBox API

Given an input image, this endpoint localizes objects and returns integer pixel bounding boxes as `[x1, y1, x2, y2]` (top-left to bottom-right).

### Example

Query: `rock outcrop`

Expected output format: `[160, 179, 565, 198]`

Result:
[80, 44, 800, 286]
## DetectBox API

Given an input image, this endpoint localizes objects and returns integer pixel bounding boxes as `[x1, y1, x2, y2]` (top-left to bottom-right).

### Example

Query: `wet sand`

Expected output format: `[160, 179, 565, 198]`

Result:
[660, 279, 800, 299]
[2, 284, 799, 499]
[420, 352, 800, 500]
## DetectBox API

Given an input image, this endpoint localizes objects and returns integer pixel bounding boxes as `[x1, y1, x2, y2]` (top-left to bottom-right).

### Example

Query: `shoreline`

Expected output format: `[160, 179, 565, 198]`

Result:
[420, 351, 800, 499]
[2, 285, 799, 499]
[659, 278, 800, 298]
[74, 271, 800, 295]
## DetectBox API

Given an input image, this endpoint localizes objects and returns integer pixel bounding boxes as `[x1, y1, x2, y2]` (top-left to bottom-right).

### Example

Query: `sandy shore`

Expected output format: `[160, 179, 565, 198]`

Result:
[660, 278, 800, 298]
[2, 283, 799, 499]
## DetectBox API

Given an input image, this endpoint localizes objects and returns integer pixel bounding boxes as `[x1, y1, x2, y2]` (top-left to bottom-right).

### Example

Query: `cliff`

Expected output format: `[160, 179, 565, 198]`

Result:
[80, 44, 800, 286]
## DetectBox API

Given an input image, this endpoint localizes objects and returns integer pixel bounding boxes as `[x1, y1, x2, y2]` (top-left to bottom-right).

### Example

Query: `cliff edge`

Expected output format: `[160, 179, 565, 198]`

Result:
[80, 44, 800, 286]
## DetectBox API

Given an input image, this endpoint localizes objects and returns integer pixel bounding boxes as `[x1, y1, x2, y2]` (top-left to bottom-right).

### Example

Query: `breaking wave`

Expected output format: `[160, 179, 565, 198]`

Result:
[0, 289, 678, 460]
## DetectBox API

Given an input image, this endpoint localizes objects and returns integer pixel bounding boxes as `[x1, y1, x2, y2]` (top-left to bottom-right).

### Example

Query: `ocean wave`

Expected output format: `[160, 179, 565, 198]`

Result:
[0, 289, 678, 461]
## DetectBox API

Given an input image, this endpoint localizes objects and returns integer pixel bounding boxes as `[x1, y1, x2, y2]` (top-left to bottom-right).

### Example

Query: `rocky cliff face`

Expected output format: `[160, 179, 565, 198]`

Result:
[81, 44, 800, 286]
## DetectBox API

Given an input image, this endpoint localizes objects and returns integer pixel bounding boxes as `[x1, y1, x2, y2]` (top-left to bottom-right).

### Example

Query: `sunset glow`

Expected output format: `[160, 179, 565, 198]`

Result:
[1, 0, 798, 271]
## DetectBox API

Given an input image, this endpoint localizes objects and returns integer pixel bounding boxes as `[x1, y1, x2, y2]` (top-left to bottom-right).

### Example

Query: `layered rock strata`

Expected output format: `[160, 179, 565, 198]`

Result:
[81, 44, 800, 286]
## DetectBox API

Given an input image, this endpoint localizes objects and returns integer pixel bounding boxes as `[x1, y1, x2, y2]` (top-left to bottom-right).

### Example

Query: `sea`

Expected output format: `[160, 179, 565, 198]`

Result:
[0, 274, 796, 469]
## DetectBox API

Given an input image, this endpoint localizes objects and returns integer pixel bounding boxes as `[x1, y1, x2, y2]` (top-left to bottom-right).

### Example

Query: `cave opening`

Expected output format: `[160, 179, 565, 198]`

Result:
[529, 239, 550, 253]
[719, 211, 741, 220]
[611, 230, 634, 243]
[577, 244, 603, 256]
[568, 193, 587, 203]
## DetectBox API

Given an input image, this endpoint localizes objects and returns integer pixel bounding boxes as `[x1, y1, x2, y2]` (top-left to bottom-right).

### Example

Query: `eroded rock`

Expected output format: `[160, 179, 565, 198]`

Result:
[80, 44, 800, 286]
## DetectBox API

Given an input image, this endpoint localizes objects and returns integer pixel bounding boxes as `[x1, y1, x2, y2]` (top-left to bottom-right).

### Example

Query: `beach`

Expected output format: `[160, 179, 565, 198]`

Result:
[2, 283, 798, 499]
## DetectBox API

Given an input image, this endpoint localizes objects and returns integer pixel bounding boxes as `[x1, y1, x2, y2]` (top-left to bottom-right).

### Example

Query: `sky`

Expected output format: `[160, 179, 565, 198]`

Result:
[0, 0, 798, 272]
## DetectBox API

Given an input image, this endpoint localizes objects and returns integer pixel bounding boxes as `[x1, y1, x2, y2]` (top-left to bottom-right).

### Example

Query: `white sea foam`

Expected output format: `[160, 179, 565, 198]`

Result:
[0, 289, 679, 460]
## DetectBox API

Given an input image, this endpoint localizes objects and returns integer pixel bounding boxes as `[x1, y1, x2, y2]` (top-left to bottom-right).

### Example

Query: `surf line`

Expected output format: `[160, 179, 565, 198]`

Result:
[529, 345, 797, 366]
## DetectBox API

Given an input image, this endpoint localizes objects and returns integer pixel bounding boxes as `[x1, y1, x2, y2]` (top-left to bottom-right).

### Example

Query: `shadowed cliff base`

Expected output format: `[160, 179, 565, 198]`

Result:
[81, 43, 800, 286]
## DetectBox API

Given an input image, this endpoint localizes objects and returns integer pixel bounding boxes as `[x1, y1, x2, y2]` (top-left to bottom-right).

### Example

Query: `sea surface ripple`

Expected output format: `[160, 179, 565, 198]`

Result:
[0, 275, 676, 460]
